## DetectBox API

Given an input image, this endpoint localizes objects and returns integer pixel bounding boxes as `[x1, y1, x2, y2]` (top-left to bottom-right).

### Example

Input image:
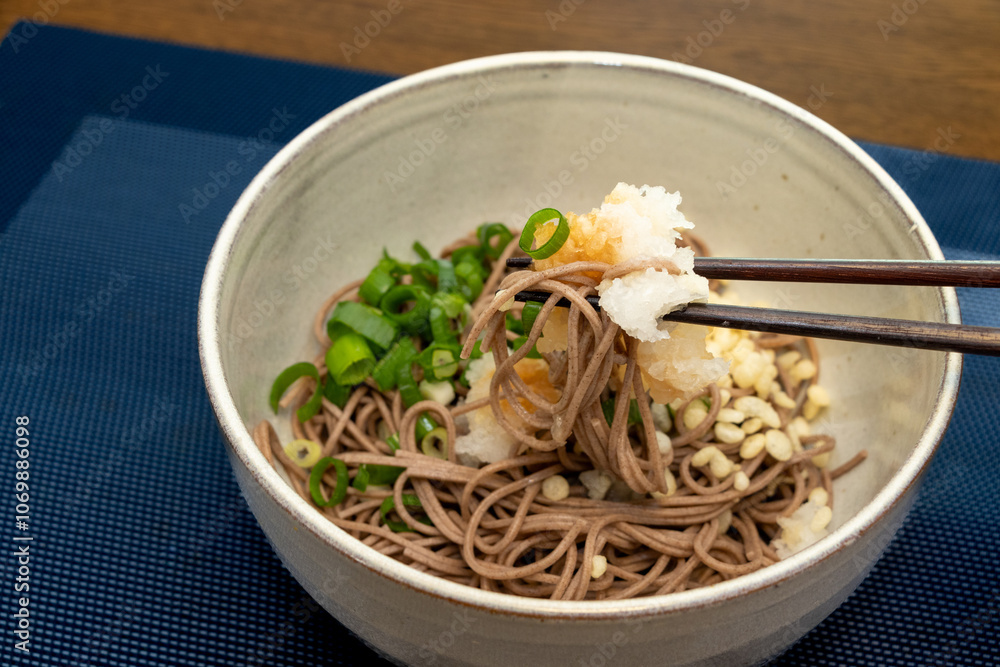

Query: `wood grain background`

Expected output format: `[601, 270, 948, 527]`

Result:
[3, 0, 999, 160]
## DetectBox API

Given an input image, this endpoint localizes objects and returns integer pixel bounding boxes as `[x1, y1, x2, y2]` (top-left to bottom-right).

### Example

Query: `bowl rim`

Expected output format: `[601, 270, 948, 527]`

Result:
[198, 50, 962, 620]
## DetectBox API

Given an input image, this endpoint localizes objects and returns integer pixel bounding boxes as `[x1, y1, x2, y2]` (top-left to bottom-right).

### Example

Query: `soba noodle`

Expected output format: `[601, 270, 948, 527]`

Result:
[255, 214, 863, 600]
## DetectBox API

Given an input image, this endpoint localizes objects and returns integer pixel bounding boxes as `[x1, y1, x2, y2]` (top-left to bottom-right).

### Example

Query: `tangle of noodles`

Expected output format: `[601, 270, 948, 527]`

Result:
[254, 227, 865, 600]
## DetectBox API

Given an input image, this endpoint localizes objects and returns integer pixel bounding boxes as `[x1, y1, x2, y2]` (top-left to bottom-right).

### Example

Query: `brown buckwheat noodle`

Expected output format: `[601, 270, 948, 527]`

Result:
[254, 231, 862, 600]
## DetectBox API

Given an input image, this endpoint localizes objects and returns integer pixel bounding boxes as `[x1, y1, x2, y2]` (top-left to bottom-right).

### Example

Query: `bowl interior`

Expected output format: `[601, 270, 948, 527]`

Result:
[207, 53, 955, 603]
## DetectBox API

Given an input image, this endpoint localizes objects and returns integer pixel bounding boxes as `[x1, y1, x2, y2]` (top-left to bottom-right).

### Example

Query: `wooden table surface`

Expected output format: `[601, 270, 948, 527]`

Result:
[3, 0, 999, 161]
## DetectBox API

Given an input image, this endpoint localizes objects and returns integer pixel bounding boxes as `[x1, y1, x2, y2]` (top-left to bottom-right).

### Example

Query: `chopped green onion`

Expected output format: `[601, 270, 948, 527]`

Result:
[326, 319, 352, 342]
[519, 208, 570, 260]
[477, 222, 514, 260]
[309, 457, 348, 507]
[436, 259, 458, 293]
[410, 260, 439, 290]
[284, 439, 322, 467]
[398, 364, 438, 440]
[359, 264, 396, 306]
[432, 291, 467, 318]
[412, 241, 433, 262]
[455, 260, 485, 301]
[420, 427, 449, 460]
[352, 454, 405, 491]
[506, 312, 524, 335]
[430, 348, 458, 379]
[415, 342, 461, 378]
[371, 337, 418, 391]
[325, 332, 376, 386]
[521, 300, 544, 334]
[380, 250, 411, 278]
[700, 397, 712, 410]
[380, 494, 431, 532]
[380, 285, 431, 337]
[601, 398, 643, 427]
[450, 245, 484, 266]
[629, 399, 643, 425]
[329, 301, 398, 350]
[323, 378, 351, 408]
[511, 336, 541, 359]
[386, 432, 400, 451]
[269, 362, 323, 422]
[352, 465, 370, 491]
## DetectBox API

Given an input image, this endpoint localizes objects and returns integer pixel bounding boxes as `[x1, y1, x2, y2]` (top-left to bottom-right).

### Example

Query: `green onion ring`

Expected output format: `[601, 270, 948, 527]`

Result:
[519, 208, 570, 260]
[309, 457, 348, 507]
[380, 494, 429, 532]
[420, 426, 449, 460]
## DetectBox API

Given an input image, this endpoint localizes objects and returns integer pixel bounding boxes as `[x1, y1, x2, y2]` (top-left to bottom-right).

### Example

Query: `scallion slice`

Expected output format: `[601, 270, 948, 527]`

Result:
[325, 332, 376, 386]
[367, 463, 404, 486]
[511, 335, 542, 359]
[420, 427, 449, 460]
[398, 364, 438, 440]
[521, 300, 544, 334]
[371, 337, 418, 392]
[284, 439, 322, 467]
[380, 285, 431, 337]
[359, 264, 396, 306]
[379, 494, 430, 532]
[602, 398, 643, 426]
[329, 301, 398, 350]
[436, 259, 458, 293]
[430, 349, 458, 379]
[477, 222, 514, 260]
[352, 465, 370, 491]
[309, 457, 348, 507]
[269, 362, 323, 422]
[412, 241, 433, 262]
[519, 208, 570, 260]
[449, 245, 484, 266]
[323, 379, 351, 409]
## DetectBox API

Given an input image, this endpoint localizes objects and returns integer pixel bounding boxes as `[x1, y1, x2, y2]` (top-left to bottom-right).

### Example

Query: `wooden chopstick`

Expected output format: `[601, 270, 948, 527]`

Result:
[510, 290, 1000, 356]
[505, 257, 1000, 287]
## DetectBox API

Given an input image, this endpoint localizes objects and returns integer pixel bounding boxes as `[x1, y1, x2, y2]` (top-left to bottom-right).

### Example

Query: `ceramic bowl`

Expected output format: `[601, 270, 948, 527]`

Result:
[199, 52, 960, 666]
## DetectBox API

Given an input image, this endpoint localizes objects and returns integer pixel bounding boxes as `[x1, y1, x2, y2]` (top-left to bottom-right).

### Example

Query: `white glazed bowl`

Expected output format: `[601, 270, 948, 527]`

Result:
[199, 52, 960, 666]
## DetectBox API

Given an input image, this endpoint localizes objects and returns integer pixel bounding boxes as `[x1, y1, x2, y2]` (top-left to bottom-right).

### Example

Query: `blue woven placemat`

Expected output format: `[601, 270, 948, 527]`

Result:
[1, 24, 997, 667]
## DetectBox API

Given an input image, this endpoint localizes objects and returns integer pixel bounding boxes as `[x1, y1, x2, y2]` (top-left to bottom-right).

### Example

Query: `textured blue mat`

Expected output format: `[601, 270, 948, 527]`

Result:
[1, 23, 998, 667]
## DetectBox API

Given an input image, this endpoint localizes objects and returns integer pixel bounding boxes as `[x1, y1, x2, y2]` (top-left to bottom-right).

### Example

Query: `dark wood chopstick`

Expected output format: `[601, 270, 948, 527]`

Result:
[505, 257, 1000, 287]
[510, 290, 1000, 356]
